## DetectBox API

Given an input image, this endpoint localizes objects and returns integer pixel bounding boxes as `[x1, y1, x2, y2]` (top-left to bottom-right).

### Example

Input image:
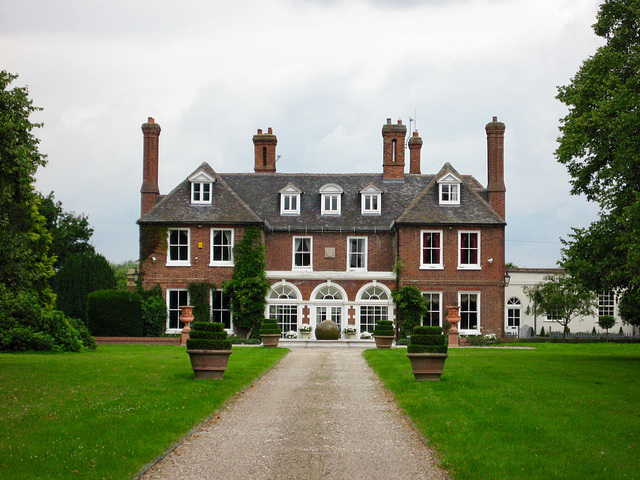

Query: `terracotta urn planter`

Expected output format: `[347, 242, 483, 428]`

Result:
[185, 322, 232, 380]
[187, 349, 232, 380]
[406, 353, 449, 381]
[260, 318, 281, 347]
[261, 334, 281, 347]
[373, 319, 395, 348]
[407, 326, 448, 381]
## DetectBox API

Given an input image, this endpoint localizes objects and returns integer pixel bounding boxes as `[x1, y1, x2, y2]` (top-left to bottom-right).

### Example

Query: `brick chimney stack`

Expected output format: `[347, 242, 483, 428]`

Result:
[382, 118, 407, 180]
[408, 131, 423, 174]
[141, 117, 161, 216]
[253, 127, 278, 173]
[485, 116, 506, 219]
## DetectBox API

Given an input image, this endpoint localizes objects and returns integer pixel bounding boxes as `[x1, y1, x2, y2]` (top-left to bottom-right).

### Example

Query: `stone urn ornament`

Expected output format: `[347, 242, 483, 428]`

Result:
[446, 305, 461, 348]
[180, 306, 194, 345]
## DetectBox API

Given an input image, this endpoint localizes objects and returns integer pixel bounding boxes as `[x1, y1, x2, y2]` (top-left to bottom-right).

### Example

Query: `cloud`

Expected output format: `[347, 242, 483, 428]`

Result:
[1, 0, 604, 265]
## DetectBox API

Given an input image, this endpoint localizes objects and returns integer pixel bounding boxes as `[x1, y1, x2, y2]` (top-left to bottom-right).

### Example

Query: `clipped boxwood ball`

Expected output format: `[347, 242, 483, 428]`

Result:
[315, 320, 340, 340]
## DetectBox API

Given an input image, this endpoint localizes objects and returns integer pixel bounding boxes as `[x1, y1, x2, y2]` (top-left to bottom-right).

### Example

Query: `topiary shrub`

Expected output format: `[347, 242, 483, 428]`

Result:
[260, 318, 281, 335]
[407, 326, 448, 354]
[373, 319, 394, 337]
[186, 322, 232, 350]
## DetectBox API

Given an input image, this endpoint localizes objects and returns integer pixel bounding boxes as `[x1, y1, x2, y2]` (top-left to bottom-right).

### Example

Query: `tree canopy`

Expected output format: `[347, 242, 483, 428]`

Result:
[0, 71, 55, 304]
[38, 191, 95, 269]
[0, 71, 94, 351]
[524, 274, 597, 340]
[556, 0, 640, 325]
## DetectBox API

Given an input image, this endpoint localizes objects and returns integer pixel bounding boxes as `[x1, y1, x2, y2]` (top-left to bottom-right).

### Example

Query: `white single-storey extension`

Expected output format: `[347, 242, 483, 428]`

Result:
[504, 268, 637, 337]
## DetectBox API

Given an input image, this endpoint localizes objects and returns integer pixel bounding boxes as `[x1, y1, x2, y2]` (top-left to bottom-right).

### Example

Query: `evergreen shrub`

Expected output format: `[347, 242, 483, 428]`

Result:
[186, 322, 232, 350]
[261, 318, 281, 335]
[407, 326, 448, 354]
[373, 320, 394, 337]
[87, 290, 143, 337]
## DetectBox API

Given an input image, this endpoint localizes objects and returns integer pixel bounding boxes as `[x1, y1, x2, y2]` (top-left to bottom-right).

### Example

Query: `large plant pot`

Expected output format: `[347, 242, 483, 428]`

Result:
[373, 335, 394, 348]
[407, 353, 448, 381]
[261, 334, 280, 348]
[187, 349, 232, 380]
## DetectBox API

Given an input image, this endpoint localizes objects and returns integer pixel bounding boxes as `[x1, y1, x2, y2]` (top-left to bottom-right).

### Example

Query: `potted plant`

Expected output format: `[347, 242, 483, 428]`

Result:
[186, 322, 233, 380]
[260, 318, 281, 347]
[342, 324, 358, 339]
[360, 331, 373, 340]
[372, 320, 395, 348]
[284, 330, 298, 339]
[406, 326, 448, 381]
[299, 323, 313, 339]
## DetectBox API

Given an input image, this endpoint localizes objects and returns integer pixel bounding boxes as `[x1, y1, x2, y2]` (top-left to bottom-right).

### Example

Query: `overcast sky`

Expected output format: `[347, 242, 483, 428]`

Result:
[2, 0, 604, 267]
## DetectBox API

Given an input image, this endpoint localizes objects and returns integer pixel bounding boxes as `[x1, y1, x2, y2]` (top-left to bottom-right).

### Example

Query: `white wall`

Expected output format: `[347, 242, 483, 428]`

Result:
[505, 269, 637, 336]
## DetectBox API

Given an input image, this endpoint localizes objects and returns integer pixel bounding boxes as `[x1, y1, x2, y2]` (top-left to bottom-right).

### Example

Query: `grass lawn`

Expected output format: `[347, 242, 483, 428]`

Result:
[364, 343, 640, 480]
[0, 345, 288, 480]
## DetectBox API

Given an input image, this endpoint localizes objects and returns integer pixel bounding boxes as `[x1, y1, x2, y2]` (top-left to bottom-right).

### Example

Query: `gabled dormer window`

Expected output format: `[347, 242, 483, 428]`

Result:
[189, 171, 215, 204]
[279, 184, 302, 216]
[437, 173, 462, 205]
[319, 184, 343, 216]
[360, 184, 382, 215]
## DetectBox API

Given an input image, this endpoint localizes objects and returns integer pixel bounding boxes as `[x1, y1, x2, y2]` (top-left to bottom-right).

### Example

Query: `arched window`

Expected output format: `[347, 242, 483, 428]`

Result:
[357, 284, 392, 333]
[267, 283, 301, 336]
[506, 297, 522, 333]
[315, 285, 344, 301]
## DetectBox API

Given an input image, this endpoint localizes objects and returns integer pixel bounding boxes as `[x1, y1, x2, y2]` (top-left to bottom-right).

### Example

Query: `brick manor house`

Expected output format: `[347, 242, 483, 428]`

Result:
[137, 116, 508, 338]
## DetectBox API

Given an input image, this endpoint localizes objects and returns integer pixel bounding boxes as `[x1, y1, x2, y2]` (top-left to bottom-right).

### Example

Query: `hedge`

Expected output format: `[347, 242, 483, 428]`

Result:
[87, 290, 143, 337]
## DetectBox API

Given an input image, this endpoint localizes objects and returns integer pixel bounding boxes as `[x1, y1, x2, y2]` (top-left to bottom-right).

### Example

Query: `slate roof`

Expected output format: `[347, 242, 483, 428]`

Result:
[138, 162, 505, 231]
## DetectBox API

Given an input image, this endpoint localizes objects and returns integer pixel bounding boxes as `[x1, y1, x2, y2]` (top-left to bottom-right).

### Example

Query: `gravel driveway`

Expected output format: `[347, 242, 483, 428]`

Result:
[139, 347, 449, 480]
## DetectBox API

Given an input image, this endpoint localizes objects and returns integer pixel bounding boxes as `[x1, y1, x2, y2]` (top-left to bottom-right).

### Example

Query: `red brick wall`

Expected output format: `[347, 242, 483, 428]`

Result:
[397, 224, 506, 335]
[264, 231, 395, 272]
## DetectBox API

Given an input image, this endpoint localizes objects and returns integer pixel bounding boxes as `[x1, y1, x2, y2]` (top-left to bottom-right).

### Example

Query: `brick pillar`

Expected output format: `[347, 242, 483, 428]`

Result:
[141, 117, 161, 216]
[382, 118, 407, 180]
[408, 131, 423, 174]
[485, 116, 506, 219]
[253, 127, 278, 172]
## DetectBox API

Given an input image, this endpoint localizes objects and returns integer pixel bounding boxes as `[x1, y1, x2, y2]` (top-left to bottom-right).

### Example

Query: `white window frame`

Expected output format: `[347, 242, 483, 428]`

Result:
[357, 283, 392, 334]
[267, 283, 302, 337]
[458, 230, 481, 270]
[458, 291, 481, 335]
[279, 184, 302, 216]
[320, 183, 343, 216]
[420, 230, 443, 269]
[212, 289, 233, 332]
[166, 289, 189, 333]
[437, 172, 462, 205]
[281, 194, 300, 215]
[506, 297, 522, 332]
[191, 182, 212, 204]
[362, 193, 381, 215]
[598, 291, 615, 318]
[421, 291, 442, 327]
[189, 170, 215, 205]
[347, 236, 368, 271]
[167, 228, 191, 266]
[210, 228, 234, 266]
[293, 236, 313, 270]
[360, 184, 383, 215]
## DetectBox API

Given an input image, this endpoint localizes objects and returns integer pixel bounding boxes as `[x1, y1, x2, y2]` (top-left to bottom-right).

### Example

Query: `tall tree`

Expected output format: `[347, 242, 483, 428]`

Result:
[53, 252, 116, 322]
[524, 274, 597, 340]
[37, 191, 95, 269]
[223, 226, 270, 338]
[556, 0, 640, 325]
[0, 70, 55, 305]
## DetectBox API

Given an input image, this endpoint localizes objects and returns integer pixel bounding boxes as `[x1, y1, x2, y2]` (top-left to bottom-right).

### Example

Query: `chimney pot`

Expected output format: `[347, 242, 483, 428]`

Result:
[398, 119, 402, 125]
[268, 127, 273, 134]
[253, 127, 278, 172]
[257, 129, 262, 134]
[387, 118, 392, 124]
